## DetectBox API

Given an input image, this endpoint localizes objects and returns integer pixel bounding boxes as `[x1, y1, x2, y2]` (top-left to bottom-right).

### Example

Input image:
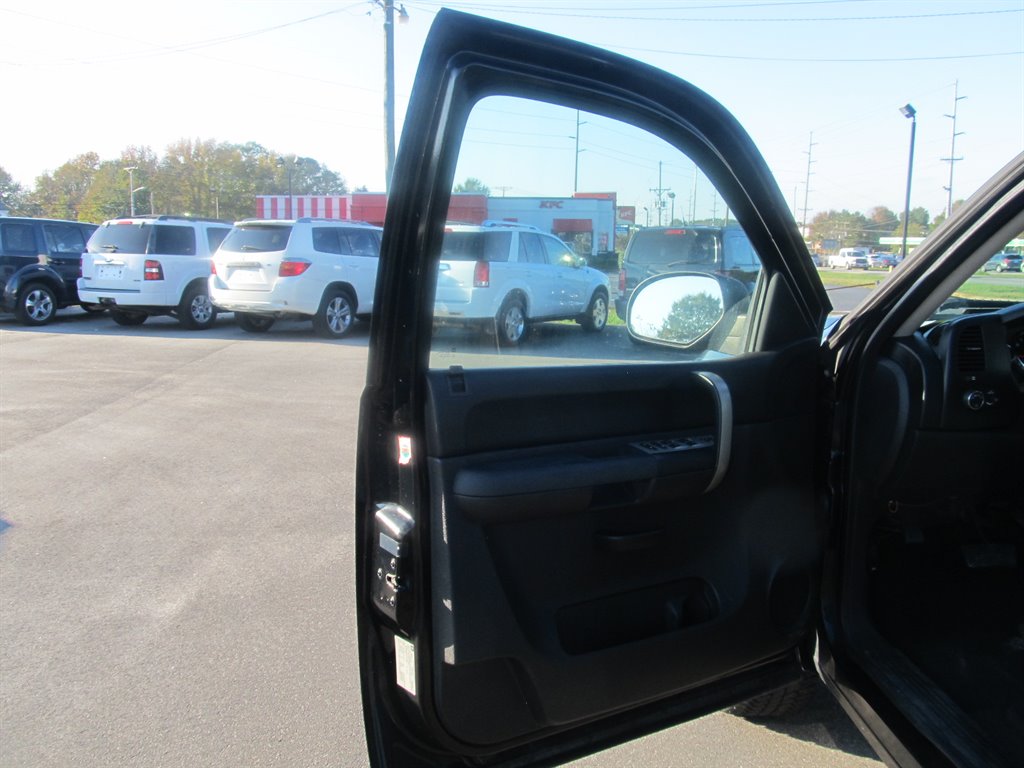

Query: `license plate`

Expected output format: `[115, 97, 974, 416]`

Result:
[230, 267, 262, 283]
[96, 265, 124, 280]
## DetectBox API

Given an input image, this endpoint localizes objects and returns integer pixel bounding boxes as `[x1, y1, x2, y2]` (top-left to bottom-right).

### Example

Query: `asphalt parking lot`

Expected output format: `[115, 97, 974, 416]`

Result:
[0, 310, 881, 767]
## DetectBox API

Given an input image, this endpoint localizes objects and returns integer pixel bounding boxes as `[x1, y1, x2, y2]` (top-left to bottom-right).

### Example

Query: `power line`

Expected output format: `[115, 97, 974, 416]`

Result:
[407, 0, 1021, 23]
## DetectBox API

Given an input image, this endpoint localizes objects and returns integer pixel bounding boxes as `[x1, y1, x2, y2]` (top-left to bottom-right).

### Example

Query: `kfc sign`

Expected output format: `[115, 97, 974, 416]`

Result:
[539, 200, 564, 209]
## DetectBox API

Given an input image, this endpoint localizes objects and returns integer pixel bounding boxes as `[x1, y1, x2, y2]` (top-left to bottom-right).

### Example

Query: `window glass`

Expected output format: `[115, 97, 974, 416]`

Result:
[2, 222, 36, 254]
[220, 225, 291, 253]
[88, 223, 151, 254]
[313, 227, 343, 254]
[520, 233, 547, 264]
[541, 235, 574, 265]
[152, 225, 196, 256]
[343, 229, 380, 257]
[207, 227, 231, 253]
[43, 224, 87, 255]
[429, 96, 763, 370]
[439, 230, 511, 262]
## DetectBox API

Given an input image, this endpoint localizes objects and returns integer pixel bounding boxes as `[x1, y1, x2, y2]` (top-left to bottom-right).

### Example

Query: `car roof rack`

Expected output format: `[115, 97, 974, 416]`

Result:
[116, 215, 231, 224]
[480, 219, 542, 231]
[233, 218, 376, 226]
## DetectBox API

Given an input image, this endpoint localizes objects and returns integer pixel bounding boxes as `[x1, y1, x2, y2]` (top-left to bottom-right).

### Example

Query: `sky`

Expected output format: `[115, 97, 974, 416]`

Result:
[3, 0, 1022, 223]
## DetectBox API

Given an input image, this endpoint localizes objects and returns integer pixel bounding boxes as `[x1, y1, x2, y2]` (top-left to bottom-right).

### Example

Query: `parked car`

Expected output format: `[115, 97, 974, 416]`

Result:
[78, 215, 232, 329]
[209, 218, 383, 338]
[981, 251, 1023, 272]
[826, 247, 869, 269]
[355, 11, 1024, 768]
[0, 216, 99, 324]
[615, 225, 761, 319]
[867, 252, 897, 269]
[434, 221, 610, 345]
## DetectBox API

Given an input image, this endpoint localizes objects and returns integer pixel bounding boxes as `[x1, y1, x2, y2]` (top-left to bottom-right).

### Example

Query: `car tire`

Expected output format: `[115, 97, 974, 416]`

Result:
[314, 287, 356, 339]
[729, 675, 818, 720]
[15, 282, 57, 325]
[178, 283, 217, 330]
[580, 289, 609, 332]
[236, 313, 276, 333]
[996, 265, 1004, 273]
[80, 303, 107, 315]
[110, 309, 147, 326]
[495, 296, 528, 346]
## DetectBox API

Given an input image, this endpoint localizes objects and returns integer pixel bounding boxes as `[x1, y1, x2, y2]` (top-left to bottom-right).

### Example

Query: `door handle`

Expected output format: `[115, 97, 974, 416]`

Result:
[695, 371, 732, 493]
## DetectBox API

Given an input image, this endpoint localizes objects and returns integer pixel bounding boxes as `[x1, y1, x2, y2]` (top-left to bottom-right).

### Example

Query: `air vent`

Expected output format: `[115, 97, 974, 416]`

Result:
[956, 326, 985, 372]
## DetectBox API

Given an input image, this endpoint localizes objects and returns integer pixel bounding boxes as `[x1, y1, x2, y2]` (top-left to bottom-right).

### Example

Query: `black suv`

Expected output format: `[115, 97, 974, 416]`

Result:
[1, 216, 100, 324]
[615, 225, 761, 318]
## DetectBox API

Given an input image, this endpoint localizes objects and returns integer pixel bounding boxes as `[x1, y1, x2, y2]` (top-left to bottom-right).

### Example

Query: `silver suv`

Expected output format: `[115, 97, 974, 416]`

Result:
[434, 222, 610, 346]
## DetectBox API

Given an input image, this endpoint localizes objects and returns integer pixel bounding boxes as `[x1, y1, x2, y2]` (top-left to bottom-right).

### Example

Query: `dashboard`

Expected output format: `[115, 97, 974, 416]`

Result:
[923, 301, 1024, 431]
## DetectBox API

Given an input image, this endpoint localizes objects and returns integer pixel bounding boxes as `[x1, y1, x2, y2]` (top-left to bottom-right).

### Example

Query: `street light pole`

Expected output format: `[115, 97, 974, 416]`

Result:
[899, 104, 917, 260]
[383, 0, 396, 194]
[667, 191, 676, 224]
[123, 166, 138, 216]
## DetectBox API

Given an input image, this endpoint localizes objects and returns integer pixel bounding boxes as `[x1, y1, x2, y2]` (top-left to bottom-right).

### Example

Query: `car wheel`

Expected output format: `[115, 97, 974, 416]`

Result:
[314, 288, 355, 338]
[15, 283, 57, 325]
[996, 265, 1004, 273]
[178, 283, 217, 330]
[236, 312, 276, 333]
[580, 289, 608, 332]
[80, 303, 107, 315]
[729, 675, 818, 719]
[495, 296, 528, 347]
[110, 309, 147, 326]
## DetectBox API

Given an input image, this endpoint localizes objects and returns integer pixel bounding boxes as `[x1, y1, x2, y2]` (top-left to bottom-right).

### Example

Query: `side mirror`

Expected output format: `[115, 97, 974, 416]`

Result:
[626, 273, 728, 348]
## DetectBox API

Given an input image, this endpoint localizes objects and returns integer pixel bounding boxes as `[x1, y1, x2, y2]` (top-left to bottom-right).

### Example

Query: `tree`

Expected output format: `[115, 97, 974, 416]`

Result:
[454, 177, 491, 196]
[808, 209, 872, 249]
[657, 292, 724, 344]
[931, 199, 966, 230]
[898, 206, 930, 237]
[26, 153, 101, 220]
[0, 166, 27, 215]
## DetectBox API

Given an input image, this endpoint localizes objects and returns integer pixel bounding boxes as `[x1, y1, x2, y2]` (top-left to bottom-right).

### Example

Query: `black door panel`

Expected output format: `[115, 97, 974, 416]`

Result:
[422, 342, 822, 748]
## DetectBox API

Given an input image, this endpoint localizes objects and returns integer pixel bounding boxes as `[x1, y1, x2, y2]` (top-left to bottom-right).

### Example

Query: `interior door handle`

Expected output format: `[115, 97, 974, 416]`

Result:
[695, 371, 732, 492]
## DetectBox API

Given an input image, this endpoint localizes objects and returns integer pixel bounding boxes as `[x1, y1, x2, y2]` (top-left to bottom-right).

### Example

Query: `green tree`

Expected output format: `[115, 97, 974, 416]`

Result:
[27, 153, 101, 220]
[931, 200, 966, 230]
[809, 209, 873, 249]
[0, 166, 27, 215]
[454, 177, 491, 196]
[657, 291, 724, 344]
[898, 206, 930, 237]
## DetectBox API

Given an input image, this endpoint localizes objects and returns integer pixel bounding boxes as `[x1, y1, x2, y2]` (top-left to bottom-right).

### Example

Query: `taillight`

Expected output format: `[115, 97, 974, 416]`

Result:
[144, 260, 164, 280]
[473, 260, 490, 288]
[279, 259, 311, 277]
[210, 260, 218, 276]
[618, 269, 626, 293]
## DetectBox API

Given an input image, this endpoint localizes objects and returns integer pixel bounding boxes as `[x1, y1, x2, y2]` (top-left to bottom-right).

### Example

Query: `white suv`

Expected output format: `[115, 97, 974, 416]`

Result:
[79, 216, 232, 329]
[209, 219, 382, 338]
[434, 222, 610, 346]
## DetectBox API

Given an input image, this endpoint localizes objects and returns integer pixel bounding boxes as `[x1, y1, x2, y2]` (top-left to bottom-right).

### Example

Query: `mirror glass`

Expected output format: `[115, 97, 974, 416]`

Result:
[627, 274, 725, 346]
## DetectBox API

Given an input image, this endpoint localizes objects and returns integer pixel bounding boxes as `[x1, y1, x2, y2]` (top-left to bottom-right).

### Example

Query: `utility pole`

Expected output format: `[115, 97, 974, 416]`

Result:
[941, 80, 966, 218]
[690, 165, 698, 222]
[649, 161, 671, 226]
[123, 166, 138, 216]
[382, 0, 396, 194]
[801, 132, 816, 237]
